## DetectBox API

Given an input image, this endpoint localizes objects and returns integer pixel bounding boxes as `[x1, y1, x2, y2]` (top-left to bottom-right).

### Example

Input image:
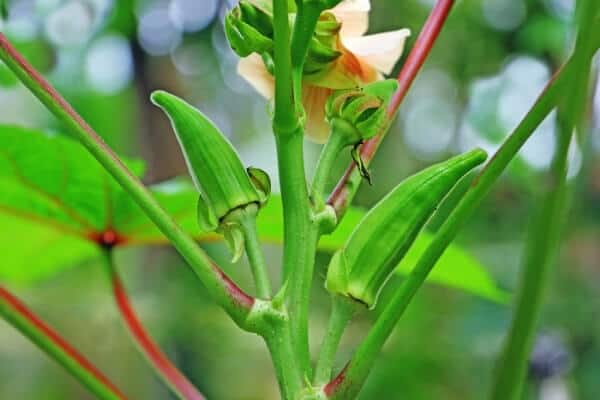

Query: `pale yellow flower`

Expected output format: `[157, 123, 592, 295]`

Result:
[237, 0, 410, 143]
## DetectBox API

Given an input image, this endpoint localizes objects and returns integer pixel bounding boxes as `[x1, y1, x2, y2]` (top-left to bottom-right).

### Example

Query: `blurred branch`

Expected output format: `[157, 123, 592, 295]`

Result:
[490, 1, 598, 397]
[327, 0, 456, 217]
[0, 285, 126, 400]
[102, 251, 205, 400]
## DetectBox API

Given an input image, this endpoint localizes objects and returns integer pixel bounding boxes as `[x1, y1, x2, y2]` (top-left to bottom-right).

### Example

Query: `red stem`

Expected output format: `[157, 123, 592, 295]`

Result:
[106, 258, 205, 400]
[327, 0, 456, 215]
[387, 0, 456, 116]
[0, 286, 127, 399]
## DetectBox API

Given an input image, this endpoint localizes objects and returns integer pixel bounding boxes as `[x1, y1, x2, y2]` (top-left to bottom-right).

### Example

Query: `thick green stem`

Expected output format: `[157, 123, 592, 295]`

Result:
[325, 57, 574, 400]
[313, 296, 355, 385]
[273, 0, 297, 134]
[264, 317, 304, 400]
[101, 251, 205, 400]
[0, 286, 126, 400]
[0, 34, 255, 328]
[272, 0, 315, 376]
[275, 131, 314, 374]
[239, 212, 272, 299]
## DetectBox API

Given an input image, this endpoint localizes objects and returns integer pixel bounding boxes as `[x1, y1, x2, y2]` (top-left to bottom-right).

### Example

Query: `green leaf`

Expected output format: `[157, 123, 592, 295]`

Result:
[0, 125, 205, 281]
[0, 125, 507, 303]
[0, 213, 99, 282]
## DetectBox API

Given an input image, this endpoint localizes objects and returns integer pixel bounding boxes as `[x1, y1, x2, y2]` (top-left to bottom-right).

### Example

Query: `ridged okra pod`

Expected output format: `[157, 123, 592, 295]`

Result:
[151, 90, 270, 261]
[326, 149, 488, 308]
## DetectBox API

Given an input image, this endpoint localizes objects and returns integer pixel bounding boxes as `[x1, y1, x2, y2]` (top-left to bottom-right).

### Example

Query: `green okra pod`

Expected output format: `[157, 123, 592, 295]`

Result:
[151, 90, 270, 261]
[326, 149, 488, 308]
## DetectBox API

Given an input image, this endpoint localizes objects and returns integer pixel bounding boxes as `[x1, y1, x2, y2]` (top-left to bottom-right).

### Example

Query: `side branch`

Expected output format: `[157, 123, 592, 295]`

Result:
[0, 285, 127, 400]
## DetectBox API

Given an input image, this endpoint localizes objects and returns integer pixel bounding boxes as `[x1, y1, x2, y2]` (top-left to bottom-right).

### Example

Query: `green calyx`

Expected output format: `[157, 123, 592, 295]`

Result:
[303, 12, 342, 75]
[225, 1, 274, 58]
[151, 90, 271, 261]
[325, 149, 488, 309]
[225, 2, 343, 77]
[326, 80, 399, 145]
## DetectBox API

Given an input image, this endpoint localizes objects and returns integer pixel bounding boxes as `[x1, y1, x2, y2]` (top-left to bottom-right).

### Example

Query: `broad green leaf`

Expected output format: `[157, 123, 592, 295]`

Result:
[0, 213, 99, 282]
[0, 125, 206, 281]
[0, 125, 507, 303]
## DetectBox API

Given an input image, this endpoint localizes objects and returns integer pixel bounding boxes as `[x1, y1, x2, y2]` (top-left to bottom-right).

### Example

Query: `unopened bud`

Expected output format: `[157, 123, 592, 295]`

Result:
[225, 1, 274, 58]
[326, 79, 398, 144]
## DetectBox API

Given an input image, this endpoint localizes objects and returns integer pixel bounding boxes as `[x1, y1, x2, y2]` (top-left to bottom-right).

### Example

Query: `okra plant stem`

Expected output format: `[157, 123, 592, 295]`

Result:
[290, 2, 323, 107]
[275, 131, 315, 374]
[313, 296, 355, 385]
[326, 56, 575, 400]
[0, 286, 126, 400]
[312, 129, 348, 205]
[0, 33, 255, 329]
[238, 212, 273, 298]
[101, 251, 205, 400]
[272, 0, 314, 376]
[263, 318, 305, 400]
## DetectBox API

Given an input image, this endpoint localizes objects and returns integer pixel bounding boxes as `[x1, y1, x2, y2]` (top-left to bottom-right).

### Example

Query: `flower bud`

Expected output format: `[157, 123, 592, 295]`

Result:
[325, 79, 398, 144]
[226, 3, 344, 78]
[225, 1, 274, 58]
[151, 90, 270, 261]
[325, 149, 488, 308]
[303, 12, 343, 75]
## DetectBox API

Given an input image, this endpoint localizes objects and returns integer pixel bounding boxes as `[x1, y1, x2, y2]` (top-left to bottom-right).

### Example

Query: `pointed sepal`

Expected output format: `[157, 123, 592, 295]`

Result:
[247, 167, 271, 205]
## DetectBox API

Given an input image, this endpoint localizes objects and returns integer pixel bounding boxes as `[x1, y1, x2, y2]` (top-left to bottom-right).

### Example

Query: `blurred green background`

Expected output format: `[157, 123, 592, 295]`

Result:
[0, 0, 599, 398]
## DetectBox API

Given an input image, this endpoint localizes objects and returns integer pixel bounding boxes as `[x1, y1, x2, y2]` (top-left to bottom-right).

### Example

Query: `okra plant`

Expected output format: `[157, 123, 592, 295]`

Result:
[0, 0, 598, 399]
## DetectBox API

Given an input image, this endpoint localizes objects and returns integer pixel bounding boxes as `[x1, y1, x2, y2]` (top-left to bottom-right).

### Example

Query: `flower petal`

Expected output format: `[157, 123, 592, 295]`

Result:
[302, 85, 332, 143]
[237, 53, 274, 98]
[331, 0, 370, 37]
[342, 29, 411, 75]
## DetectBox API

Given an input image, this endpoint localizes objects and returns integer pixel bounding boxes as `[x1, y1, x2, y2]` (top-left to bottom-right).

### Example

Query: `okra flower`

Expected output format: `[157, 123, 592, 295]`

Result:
[235, 0, 410, 143]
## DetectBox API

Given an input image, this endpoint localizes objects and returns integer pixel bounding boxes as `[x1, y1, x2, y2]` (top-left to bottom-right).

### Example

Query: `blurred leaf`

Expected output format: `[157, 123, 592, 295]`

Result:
[517, 15, 568, 58]
[0, 0, 7, 20]
[0, 126, 506, 303]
